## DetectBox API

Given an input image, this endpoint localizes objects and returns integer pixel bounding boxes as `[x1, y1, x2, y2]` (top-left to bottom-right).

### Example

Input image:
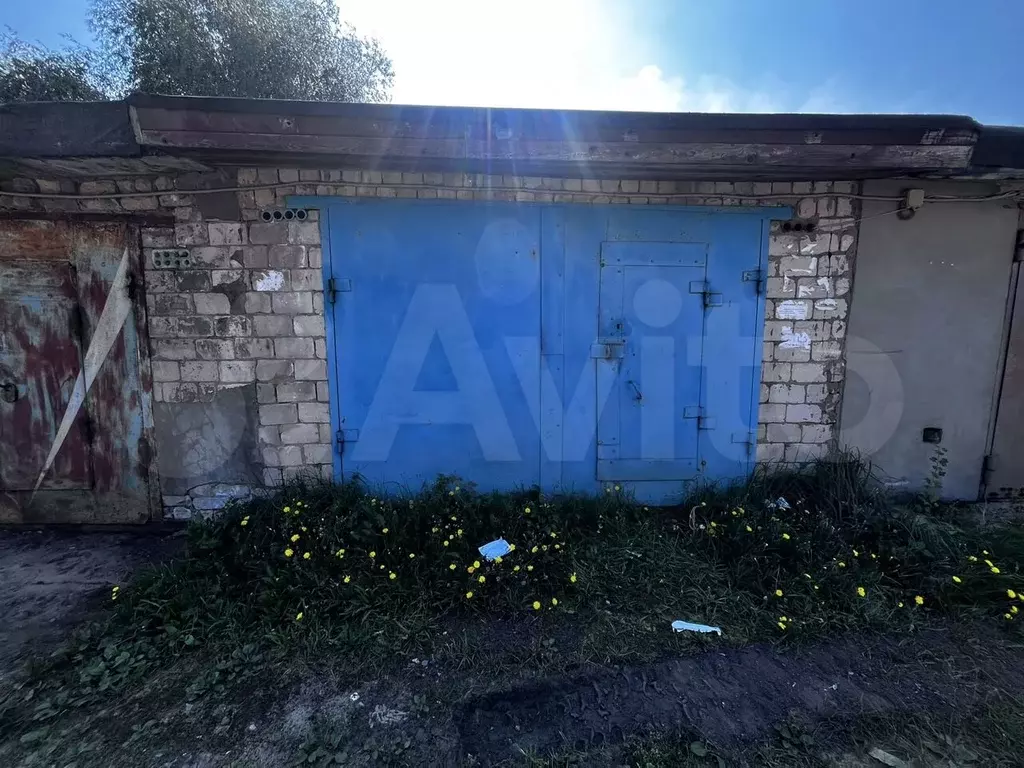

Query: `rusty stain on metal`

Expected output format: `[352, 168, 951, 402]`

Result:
[0, 219, 157, 523]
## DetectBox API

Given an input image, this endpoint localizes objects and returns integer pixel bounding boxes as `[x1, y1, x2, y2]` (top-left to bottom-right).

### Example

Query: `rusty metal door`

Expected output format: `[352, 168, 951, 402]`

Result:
[0, 259, 94, 489]
[0, 220, 157, 523]
[988, 266, 1024, 500]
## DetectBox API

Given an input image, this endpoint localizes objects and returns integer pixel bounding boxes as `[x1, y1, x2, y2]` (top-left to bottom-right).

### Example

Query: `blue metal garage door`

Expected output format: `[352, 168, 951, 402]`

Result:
[307, 197, 775, 503]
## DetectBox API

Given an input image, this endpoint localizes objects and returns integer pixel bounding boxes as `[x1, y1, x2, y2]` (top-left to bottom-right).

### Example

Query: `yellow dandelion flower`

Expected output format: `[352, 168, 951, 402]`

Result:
[494, 557, 503, 564]
[382, 528, 389, 534]
[731, 510, 738, 516]
[301, 526, 307, 532]
[710, 521, 717, 528]
[551, 598, 558, 606]
[467, 566, 476, 574]
[857, 586, 866, 598]
[343, 575, 351, 584]
[985, 559, 994, 567]
[532, 601, 541, 610]
[473, 561, 481, 569]
[838, 561, 847, 568]
[369, 551, 376, 558]
[335, 548, 346, 557]
[1012, 605, 1020, 615]
[1005, 613, 1014, 620]
[409, 553, 416, 559]
[570, 573, 578, 584]
[443, 540, 450, 547]
[898, 602, 904, 608]
[303, 552, 311, 560]
[448, 490, 454, 496]
[1008, 590, 1017, 599]
[295, 612, 303, 621]
[432, 527, 439, 533]
[531, 546, 538, 554]
[952, 576, 962, 584]
[542, 545, 549, 552]
[284, 548, 294, 557]
[992, 567, 1002, 574]
[852, 549, 860, 557]
[775, 589, 784, 598]
[283, 506, 291, 513]
[984, 550, 990, 555]
[241, 517, 249, 527]
[745, 525, 753, 532]
[449, 563, 457, 571]
[290, 534, 300, 542]
[389, 572, 397, 580]
[782, 533, 791, 541]
[915, 595, 924, 605]
[527, 565, 534, 571]
[513, 565, 521, 572]
[524, 507, 532, 514]
[777, 622, 787, 630]
[112, 585, 120, 592]
[968, 555, 978, 562]
[779, 616, 788, 622]
[509, 544, 516, 552]
[803, 573, 812, 579]
[450, 516, 457, 521]
[555, 544, 561, 550]
[465, 591, 473, 599]
[478, 575, 486, 584]
[870, 553, 877, 560]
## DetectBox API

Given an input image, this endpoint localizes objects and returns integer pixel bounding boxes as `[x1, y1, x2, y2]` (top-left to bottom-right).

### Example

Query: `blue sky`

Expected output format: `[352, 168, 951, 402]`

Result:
[4, 0, 1023, 125]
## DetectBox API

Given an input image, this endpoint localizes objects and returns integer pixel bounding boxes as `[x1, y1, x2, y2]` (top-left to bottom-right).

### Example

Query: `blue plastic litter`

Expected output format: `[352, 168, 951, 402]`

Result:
[478, 538, 512, 561]
[671, 620, 722, 635]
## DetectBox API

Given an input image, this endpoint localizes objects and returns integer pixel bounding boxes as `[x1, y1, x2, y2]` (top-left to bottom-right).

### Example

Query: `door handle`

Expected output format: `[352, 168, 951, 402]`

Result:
[1, 383, 17, 403]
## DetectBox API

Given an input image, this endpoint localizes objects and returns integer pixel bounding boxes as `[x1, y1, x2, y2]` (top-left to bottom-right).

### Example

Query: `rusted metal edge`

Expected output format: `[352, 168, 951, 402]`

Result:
[0, 211, 174, 225]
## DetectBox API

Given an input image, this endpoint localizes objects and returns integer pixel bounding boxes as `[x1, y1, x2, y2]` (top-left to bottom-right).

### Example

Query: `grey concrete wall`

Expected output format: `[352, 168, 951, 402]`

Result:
[840, 180, 1019, 499]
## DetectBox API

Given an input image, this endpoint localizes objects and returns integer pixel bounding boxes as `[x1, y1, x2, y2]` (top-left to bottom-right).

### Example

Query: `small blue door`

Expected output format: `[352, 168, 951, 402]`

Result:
[595, 242, 707, 481]
[303, 196, 775, 501]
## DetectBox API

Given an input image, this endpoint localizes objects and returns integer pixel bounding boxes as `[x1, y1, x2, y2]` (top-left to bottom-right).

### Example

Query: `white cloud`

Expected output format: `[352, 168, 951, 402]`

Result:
[338, 0, 829, 113]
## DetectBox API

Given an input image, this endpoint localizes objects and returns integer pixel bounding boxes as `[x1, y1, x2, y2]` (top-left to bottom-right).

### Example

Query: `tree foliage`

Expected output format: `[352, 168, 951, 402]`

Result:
[0, 32, 105, 102]
[0, 0, 393, 104]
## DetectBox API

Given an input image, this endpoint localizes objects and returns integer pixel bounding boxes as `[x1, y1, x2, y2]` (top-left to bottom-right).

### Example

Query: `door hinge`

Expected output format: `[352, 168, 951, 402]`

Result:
[1014, 230, 1024, 263]
[688, 280, 723, 309]
[70, 303, 87, 342]
[326, 277, 352, 304]
[125, 271, 138, 303]
[731, 431, 757, 457]
[336, 428, 360, 454]
[743, 269, 766, 295]
[982, 453, 996, 484]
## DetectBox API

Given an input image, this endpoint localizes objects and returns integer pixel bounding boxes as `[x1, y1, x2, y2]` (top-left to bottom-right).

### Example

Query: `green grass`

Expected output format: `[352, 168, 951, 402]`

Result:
[2, 457, 1023, 764]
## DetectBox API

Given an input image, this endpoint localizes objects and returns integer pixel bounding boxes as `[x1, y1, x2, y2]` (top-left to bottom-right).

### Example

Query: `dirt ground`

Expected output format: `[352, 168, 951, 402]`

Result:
[2, 529, 1022, 767]
[0, 528, 180, 682]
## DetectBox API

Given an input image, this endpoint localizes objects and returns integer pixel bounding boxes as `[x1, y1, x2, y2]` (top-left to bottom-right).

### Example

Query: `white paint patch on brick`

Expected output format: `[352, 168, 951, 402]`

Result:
[253, 270, 286, 291]
[776, 300, 810, 320]
[779, 326, 811, 350]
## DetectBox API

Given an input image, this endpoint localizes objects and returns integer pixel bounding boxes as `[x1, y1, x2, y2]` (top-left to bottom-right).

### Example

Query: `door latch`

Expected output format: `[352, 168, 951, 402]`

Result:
[688, 280, 723, 309]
